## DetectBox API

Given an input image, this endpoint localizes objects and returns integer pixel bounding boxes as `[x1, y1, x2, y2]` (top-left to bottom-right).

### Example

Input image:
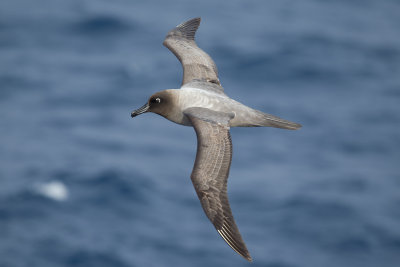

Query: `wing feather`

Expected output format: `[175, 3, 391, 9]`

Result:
[185, 108, 252, 261]
[163, 18, 220, 86]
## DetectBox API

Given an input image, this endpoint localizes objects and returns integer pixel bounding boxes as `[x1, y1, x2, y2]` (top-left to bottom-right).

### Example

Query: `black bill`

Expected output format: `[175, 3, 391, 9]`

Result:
[131, 103, 149, 118]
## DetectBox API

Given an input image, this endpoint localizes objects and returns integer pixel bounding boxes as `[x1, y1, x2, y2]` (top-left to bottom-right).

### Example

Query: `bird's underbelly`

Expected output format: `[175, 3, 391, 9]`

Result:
[177, 89, 257, 127]
[179, 88, 232, 111]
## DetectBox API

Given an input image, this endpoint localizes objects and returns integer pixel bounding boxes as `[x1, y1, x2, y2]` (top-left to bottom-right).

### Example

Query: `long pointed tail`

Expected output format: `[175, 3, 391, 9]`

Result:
[252, 110, 302, 130]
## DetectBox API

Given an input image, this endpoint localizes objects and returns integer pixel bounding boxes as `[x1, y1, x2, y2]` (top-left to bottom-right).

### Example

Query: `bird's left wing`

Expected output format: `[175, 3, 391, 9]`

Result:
[183, 107, 252, 262]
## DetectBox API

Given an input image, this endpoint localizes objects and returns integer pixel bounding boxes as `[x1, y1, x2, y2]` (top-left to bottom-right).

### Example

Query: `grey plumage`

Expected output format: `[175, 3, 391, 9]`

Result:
[184, 108, 251, 261]
[163, 18, 220, 86]
[131, 17, 302, 262]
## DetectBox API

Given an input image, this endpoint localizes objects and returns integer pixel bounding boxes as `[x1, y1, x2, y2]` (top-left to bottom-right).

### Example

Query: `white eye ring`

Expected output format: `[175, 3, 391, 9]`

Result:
[155, 97, 161, 103]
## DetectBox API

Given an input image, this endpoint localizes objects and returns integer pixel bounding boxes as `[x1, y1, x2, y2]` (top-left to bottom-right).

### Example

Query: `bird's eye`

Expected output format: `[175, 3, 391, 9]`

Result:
[150, 97, 161, 104]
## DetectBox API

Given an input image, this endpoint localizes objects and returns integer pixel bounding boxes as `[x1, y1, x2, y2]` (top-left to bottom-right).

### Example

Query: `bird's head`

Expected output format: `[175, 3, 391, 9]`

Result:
[131, 90, 175, 118]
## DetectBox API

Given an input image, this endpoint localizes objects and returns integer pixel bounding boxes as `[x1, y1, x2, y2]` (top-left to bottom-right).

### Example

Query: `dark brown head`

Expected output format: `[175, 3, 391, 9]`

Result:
[131, 90, 174, 118]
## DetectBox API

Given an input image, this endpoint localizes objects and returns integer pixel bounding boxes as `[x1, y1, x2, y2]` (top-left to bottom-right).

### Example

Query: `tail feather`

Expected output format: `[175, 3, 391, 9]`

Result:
[253, 111, 302, 130]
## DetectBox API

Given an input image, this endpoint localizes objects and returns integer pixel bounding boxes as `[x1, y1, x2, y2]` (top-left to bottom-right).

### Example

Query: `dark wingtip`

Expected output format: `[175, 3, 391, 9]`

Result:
[173, 17, 201, 41]
[245, 255, 253, 262]
[217, 227, 253, 262]
[238, 248, 252, 262]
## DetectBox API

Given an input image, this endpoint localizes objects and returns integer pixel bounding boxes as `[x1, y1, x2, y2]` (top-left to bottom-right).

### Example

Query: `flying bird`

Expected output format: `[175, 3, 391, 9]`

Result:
[131, 17, 301, 261]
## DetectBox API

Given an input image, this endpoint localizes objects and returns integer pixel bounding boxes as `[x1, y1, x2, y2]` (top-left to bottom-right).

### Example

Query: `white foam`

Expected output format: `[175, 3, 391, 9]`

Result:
[36, 181, 69, 201]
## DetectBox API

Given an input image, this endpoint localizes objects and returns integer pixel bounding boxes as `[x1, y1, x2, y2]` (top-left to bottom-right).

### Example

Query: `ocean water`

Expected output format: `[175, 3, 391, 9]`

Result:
[1, 0, 400, 266]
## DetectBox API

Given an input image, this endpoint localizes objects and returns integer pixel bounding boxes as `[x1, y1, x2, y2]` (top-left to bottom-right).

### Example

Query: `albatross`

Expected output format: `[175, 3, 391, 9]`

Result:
[131, 17, 301, 261]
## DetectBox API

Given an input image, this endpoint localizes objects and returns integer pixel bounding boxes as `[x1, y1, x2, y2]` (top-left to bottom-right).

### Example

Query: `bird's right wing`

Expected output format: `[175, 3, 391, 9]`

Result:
[183, 107, 252, 262]
[163, 18, 221, 87]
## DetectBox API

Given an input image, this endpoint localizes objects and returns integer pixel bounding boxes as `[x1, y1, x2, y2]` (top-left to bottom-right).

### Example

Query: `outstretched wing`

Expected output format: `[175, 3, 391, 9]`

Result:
[184, 107, 252, 262]
[163, 18, 221, 86]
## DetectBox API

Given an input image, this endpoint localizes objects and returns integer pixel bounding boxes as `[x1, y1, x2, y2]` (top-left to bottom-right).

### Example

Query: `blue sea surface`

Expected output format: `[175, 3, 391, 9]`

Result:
[1, 0, 400, 266]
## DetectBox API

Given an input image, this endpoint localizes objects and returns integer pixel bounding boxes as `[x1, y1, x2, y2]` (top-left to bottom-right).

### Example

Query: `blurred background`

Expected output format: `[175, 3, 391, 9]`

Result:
[1, 0, 399, 266]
